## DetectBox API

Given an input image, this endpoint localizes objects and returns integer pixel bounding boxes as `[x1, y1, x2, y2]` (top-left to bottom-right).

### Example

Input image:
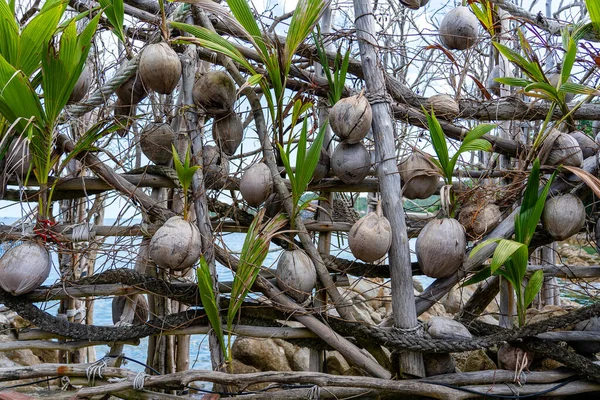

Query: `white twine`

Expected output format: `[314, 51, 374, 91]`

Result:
[306, 385, 321, 400]
[86, 358, 108, 384]
[61, 376, 71, 391]
[133, 371, 149, 390]
[65, 306, 87, 319]
[71, 223, 95, 242]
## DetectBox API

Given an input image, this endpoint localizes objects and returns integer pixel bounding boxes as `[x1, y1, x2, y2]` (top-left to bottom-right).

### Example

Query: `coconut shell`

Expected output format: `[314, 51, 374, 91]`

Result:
[115, 64, 148, 105]
[570, 131, 598, 159]
[348, 207, 392, 262]
[497, 343, 534, 371]
[240, 163, 273, 207]
[486, 65, 501, 97]
[139, 43, 182, 95]
[426, 94, 460, 120]
[5, 139, 31, 179]
[68, 64, 91, 104]
[114, 99, 134, 137]
[140, 123, 175, 165]
[213, 113, 243, 156]
[416, 218, 466, 278]
[439, 6, 479, 51]
[398, 153, 439, 199]
[329, 94, 373, 144]
[193, 71, 237, 116]
[458, 203, 502, 239]
[542, 194, 585, 241]
[331, 142, 371, 184]
[276, 249, 317, 303]
[399, 0, 429, 9]
[0, 242, 50, 296]
[149, 216, 202, 271]
[112, 294, 149, 325]
[546, 131, 583, 167]
[312, 148, 330, 183]
[203, 145, 230, 190]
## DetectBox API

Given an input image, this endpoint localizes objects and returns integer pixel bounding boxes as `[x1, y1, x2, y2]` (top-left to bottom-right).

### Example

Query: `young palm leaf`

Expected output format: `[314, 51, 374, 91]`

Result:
[171, 144, 200, 221]
[197, 256, 226, 356]
[97, 0, 125, 43]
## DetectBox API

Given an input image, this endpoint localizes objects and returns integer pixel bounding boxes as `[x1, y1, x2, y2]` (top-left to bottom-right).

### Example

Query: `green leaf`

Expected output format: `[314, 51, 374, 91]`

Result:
[469, 237, 502, 259]
[18, 0, 65, 77]
[561, 33, 577, 85]
[424, 109, 449, 183]
[97, 0, 125, 43]
[586, 0, 600, 32]
[462, 266, 492, 287]
[489, 239, 527, 274]
[197, 256, 226, 356]
[284, 0, 326, 74]
[524, 269, 544, 309]
[494, 77, 532, 88]
[226, 0, 269, 61]
[0, 0, 19, 67]
[560, 82, 600, 96]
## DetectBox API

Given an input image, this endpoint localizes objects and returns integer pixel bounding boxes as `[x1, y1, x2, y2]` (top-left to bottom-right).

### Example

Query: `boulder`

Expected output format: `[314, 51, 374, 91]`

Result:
[326, 351, 350, 375]
[424, 353, 456, 376]
[232, 337, 291, 371]
[273, 339, 309, 371]
[572, 317, 600, 354]
[427, 317, 472, 340]
[460, 349, 497, 372]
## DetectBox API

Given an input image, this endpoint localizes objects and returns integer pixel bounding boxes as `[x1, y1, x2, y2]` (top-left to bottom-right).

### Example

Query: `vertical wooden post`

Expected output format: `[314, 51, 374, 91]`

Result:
[352, 0, 425, 377]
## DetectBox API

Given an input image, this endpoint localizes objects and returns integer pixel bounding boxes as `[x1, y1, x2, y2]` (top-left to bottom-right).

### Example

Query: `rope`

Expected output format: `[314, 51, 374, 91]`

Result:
[133, 371, 149, 390]
[70, 223, 95, 242]
[86, 358, 108, 385]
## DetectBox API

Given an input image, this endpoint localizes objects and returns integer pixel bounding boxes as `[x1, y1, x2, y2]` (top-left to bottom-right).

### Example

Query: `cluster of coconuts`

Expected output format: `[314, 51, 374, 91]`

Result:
[330, 93, 373, 184]
[439, 6, 479, 51]
[348, 203, 392, 262]
[0, 241, 51, 296]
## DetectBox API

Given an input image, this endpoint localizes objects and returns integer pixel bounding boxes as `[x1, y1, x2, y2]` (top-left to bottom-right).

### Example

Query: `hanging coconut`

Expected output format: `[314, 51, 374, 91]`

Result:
[416, 218, 466, 278]
[0, 242, 50, 296]
[203, 145, 230, 190]
[276, 249, 317, 303]
[213, 113, 243, 156]
[329, 94, 373, 144]
[570, 131, 598, 159]
[426, 94, 460, 120]
[398, 152, 439, 199]
[115, 65, 148, 105]
[497, 343, 534, 371]
[112, 294, 149, 325]
[139, 42, 182, 95]
[458, 203, 502, 239]
[545, 130, 583, 167]
[312, 148, 330, 183]
[68, 64, 91, 104]
[114, 99, 135, 137]
[331, 142, 371, 184]
[486, 65, 501, 97]
[542, 194, 585, 241]
[140, 123, 175, 165]
[5, 139, 31, 179]
[439, 6, 479, 51]
[193, 70, 237, 116]
[399, 0, 429, 10]
[264, 193, 284, 218]
[149, 216, 202, 271]
[348, 204, 392, 262]
[240, 163, 273, 207]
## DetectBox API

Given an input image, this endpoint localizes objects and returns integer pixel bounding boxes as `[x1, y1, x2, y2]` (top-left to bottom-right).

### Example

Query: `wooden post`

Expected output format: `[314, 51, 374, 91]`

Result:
[352, 0, 425, 377]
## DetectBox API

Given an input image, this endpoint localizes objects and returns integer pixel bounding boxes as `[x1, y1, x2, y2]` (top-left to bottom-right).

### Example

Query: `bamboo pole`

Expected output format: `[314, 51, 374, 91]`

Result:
[352, 0, 424, 377]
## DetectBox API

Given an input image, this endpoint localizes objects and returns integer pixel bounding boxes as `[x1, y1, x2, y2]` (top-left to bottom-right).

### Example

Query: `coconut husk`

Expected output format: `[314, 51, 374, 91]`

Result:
[439, 6, 479, 51]
[193, 71, 237, 116]
[331, 142, 371, 184]
[570, 130, 598, 159]
[140, 123, 175, 165]
[114, 99, 135, 137]
[458, 202, 502, 239]
[486, 65, 501, 97]
[213, 113, 243, 156]
[497, 343, 533, 371]
[426, 94, 460, 120]
[312, 148, 330, 182]
[398, 152, 440, 199]
[149, 216, 202, 271]
[203, 145, 230, 190]
[68, 64, 91, 104]
[4, 139, 31, 179]
[240, 163, 273, 207]
[115, 64, 148, 105]
[539, 129, 583, 167]
[139, 42, 182, 95]
[542, 194, 586, 241]
[416, 218, 466, 278]
[329, 93, 373, 144]
[348, 203, 392, 262]
[276, 249, 317, 303]
[0, 241, 50, 296]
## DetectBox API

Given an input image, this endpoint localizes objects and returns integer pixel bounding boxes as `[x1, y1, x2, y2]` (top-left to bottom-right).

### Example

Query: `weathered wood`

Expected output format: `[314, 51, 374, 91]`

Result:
[352, 0, 424, 378]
